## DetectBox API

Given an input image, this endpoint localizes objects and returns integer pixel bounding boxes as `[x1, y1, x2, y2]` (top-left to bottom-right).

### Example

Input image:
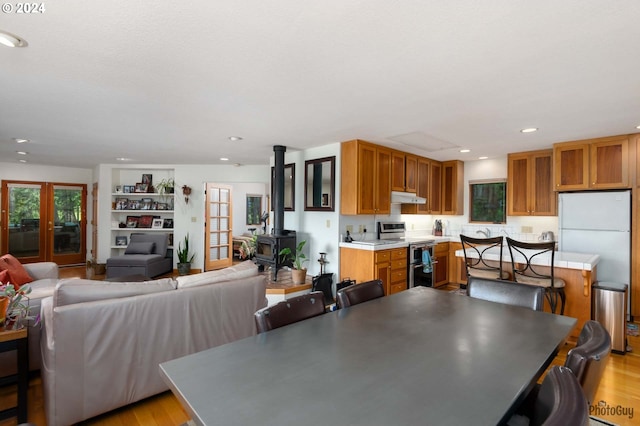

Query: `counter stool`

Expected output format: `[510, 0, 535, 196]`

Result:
[506, 237, 566, 314]
[460, 235, 510, 281]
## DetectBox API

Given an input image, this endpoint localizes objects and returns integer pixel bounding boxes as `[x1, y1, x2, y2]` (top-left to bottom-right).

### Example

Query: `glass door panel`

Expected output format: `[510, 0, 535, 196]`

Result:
[204, 183, 233, 271]
[5, 183, 45, 261]
[50, 184, 86, 265]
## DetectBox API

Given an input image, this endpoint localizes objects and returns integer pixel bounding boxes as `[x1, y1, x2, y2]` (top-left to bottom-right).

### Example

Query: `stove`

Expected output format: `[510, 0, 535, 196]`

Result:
[376, 222, 435, 246]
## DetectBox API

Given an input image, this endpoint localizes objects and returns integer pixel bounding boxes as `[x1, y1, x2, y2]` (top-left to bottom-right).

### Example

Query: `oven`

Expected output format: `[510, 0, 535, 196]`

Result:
[409, 242, 436, 288]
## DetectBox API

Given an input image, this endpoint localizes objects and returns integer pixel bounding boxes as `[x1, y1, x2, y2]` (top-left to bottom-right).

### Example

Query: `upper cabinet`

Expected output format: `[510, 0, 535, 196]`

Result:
[391, 151, 405, 192]
[441, 160, 464, 215]
[341, 140, 391, 215]
[404, 154, 418, 193]
[401, 157, 442, 215]
[554, 135, 630, 191]
[507, 149, 556, 216]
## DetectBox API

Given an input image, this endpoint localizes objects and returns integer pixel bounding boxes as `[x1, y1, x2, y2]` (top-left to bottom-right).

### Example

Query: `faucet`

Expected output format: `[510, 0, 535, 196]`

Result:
[476, 228, 490, 238]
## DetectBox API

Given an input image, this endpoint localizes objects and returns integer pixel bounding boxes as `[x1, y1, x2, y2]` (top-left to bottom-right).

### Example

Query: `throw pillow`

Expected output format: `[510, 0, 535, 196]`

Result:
[0, 270, 9, 285]
[125, 241, 155, 255]
[0, 254, 34, 288]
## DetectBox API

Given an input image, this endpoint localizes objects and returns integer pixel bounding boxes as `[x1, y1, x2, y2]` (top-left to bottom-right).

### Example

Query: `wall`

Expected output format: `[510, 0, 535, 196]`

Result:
[0, 162, 94, 260]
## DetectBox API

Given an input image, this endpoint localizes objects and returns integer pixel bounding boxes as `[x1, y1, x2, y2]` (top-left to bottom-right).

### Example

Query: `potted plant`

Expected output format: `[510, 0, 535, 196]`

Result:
[177, 233, 195, 276]
[0, 283, 39, 330]
[156, 178, 175, 195]
[279, 240, 309, 284]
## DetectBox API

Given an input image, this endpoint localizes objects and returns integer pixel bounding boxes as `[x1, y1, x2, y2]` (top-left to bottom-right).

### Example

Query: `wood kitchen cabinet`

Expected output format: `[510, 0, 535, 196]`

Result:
[339, 246, 407, 296]
[433, 242, 449, 287]
[401, 156, 442, 215]
[391, 151, 406, 192]
[449, 241, 465, 286]
[405, 154, 418, 193]
[554, 135, 630, 191]
[441, 160, 464, 215]
[341, 140, 391, 215]
[507, 149, 556, 216]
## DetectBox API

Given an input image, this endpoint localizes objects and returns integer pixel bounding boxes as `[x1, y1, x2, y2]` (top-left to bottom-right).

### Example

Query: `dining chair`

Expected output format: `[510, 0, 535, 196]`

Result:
[528, 366, 589, 426]
[459, 235, 510, 281]
[505, 237, 566, 314]
[467, 276, 545, 311]
[336, 279, 384, 309]
[254, 291, 326, 333]
[564, 320, 612, 405]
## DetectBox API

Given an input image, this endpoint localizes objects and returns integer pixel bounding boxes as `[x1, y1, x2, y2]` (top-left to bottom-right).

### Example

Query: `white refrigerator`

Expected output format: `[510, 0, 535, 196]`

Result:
[558, 190, 631, 314]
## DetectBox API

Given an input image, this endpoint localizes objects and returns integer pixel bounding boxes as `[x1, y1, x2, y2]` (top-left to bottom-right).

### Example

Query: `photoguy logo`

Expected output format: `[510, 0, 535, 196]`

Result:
[590, 400, 634, 419]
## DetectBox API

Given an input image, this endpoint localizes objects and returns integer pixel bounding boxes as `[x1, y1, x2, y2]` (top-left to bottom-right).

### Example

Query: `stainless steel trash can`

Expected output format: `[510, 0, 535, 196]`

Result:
[592, 281, 627, 354]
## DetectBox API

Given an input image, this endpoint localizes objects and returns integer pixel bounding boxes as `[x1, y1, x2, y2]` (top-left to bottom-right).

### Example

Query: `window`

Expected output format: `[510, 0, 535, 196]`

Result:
[469, 180, 506, 223]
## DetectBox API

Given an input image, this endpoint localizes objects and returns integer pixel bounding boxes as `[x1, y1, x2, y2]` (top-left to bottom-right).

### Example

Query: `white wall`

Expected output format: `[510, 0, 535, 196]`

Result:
[231, 182, 269, 236]
[0, 162, 94, 260]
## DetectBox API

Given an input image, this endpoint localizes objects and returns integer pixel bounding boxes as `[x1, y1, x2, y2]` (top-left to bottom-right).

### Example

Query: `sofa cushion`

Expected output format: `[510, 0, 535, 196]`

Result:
[125, 241, 156, 255]
[176, 260, 259, 289]
[0, 254, 34, 288]
[54, 277, 177, 307]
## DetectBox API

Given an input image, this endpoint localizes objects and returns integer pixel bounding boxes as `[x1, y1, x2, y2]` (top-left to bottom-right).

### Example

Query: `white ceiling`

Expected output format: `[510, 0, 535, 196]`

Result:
[1, 1, 639, 169]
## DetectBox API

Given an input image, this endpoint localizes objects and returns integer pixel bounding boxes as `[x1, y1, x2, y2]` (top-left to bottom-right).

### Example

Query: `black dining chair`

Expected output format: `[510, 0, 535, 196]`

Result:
[467, 276, 545, 311]
[506, 237, 566, 314]
[336, 279, 384, 309]
[564, 320, 612, 405]
[528, 366, 589, 426]
[254, 291, 326, 333]
[460, 235, 510, 281]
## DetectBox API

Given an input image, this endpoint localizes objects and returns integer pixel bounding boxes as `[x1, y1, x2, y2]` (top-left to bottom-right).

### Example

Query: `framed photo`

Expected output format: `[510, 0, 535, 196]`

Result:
[134, 183, 149, 193]
[127, 199, 141, 210]
[126, 216, 140, 228]
[156, 202, 167, 210]
[125, 185, 135, 193]
[163, 218, 174, 229]
[141, 198, 153, 210]
[115, 185, 122, 193]
[142, 174, 153, 185]
[152, 218, 164, 229]
[115, 236, 128, 246]
[115, 197, 128, 210]
[138, 215, 154, 228]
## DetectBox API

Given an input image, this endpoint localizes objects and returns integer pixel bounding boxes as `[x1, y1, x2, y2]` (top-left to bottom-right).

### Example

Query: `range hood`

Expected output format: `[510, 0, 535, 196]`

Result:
[390, 191, 427, 205]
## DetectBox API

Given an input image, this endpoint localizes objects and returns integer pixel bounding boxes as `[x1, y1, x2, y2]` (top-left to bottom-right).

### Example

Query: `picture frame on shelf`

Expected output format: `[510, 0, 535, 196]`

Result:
[115, 236, 128, 246]
[141, 198, 153, 210]
[138, 215, 154, 228]
[115, 185, 122, 193]
[156, 202, 167, 210]
[134, 183, 149, 193]
[142, 174, 152, 185]
[163, 218, 174, 229]
[124, 185, 135, 193]
[152, 218, 164, 229]
[115, 198, 128, 210]
[126, 216, 140, 228]
[127, 199, 141, 210]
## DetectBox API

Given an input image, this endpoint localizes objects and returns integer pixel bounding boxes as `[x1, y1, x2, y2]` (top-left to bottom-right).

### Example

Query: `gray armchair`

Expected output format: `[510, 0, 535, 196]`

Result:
[106, 233, 172, 278]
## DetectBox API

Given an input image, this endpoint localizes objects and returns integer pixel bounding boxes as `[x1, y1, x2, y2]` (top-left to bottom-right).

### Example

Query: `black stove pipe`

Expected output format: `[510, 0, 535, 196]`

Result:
[273, 145, 286, 236]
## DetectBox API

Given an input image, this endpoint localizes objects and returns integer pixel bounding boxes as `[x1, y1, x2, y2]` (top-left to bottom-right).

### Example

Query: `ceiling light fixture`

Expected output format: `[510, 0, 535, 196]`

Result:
[220, 157, 229, 161]
[636, 125, 640, 130]
[0, 30, 28, 48]
[13, 138, 29, 143]
[228, 136, 243, 141]
[16, 151, 27, 155]
[478, 156, 488, 160]
[19, 159, 27, 163]
[116, 157, 132, 161]
[520, 127, 538, 133]
[459, 149, 471, 153]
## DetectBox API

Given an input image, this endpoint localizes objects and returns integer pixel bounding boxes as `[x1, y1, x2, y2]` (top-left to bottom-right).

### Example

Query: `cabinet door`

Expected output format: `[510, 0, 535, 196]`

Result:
[530, 151, 556, 215]
[507, 153, 530, 216]
[375, 259, 391, 295]
[391, 151, 405, 191]
[405, 155, 418, 193]
[434, 254, 448, 287]
[441, 160, 463, 215]
[590, 137, 629, 189]
[375, 148, 392, 214]
[357, 143, 378, 214]
[429, 160, 442, 214]
[508, 150, 556, 216]
[554, 143, 590, 191]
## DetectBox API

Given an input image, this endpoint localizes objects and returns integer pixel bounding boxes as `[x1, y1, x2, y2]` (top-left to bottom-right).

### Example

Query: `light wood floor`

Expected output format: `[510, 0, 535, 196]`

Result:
[0, 270, 638, 426]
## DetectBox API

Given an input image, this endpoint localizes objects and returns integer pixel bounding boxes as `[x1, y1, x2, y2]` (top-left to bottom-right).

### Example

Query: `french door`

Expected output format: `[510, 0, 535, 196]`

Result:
[1, 180, 87, 265]
[204, 183, 233, 271]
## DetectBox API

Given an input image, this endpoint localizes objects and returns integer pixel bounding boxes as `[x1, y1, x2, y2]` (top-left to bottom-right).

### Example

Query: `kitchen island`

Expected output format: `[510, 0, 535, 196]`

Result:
[455, 246, 600, 340]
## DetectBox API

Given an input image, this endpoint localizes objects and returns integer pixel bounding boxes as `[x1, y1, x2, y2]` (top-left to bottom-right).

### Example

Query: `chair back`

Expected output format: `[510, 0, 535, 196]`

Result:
[564, 320, 612, 405]
[459, 235, 506, 280]
[530, 366, 589, 426]
[467, 276, 545, 311]
[254, 291, 326, 333]
[506, 237, 557, 287]
[336, 279, 384, 308]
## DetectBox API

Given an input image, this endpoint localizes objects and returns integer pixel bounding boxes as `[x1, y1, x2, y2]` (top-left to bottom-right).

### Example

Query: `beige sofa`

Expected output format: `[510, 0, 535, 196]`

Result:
[40, 261, 267, 426]
[0, 261, 58, 377]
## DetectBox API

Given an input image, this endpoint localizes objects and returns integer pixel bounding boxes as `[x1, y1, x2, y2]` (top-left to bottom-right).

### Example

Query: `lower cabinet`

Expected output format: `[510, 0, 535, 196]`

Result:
[340, 247, 408, 296]
[433, 242, 449, 287]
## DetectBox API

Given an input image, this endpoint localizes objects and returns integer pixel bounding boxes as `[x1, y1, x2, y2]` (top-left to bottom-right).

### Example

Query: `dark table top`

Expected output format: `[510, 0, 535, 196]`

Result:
[160, 287, 576, 426]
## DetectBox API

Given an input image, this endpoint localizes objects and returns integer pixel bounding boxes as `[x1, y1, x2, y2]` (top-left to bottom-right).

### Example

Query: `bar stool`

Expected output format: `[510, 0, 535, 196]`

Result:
[460, 235, 510, 281]
[506, 237, 566, 314]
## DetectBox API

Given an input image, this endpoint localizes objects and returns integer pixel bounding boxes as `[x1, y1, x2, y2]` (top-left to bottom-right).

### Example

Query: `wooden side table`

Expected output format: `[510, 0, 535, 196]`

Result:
[0, 327, 28, 423]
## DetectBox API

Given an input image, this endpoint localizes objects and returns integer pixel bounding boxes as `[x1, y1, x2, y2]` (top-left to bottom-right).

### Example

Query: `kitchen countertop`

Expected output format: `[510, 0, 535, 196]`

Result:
[454, 246, 600, 271]
[339, 235, 451, 251]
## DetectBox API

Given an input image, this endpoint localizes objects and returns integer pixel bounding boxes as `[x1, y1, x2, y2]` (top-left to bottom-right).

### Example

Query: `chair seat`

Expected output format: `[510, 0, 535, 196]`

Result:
[470, 269, 511, 280]
[516, 276, 565, 289]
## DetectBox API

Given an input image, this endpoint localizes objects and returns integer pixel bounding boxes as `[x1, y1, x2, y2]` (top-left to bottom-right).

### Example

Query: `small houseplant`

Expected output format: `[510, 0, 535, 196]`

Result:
[177, 233, 195, 275]
[0, 283, 39, 329]
[156, 178, 175, 195]
[279, 240, 309, 284]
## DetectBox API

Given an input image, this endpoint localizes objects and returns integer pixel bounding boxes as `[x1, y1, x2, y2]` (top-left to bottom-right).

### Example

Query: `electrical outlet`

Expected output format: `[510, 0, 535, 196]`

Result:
[326, 219, 331, 228]
[346, 225, 353, 233]
[521, 226, 533, 233]
[358, 225, 364, 233]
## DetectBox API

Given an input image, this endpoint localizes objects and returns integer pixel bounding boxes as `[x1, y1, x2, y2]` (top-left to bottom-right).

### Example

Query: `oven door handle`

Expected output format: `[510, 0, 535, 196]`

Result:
[412, 261, 438, 269]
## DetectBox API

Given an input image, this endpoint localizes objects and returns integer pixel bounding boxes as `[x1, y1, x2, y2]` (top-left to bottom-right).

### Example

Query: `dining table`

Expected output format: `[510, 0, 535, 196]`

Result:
[160, 286, 576, 426]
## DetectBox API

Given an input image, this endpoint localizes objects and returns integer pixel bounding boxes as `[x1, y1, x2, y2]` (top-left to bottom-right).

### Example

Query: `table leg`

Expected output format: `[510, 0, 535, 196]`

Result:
[16, 337, 27, 423]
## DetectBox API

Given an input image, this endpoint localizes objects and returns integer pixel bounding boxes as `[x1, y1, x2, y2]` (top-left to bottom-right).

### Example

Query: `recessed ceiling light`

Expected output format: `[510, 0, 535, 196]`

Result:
[220, 157, 229, 161]
[478, 156, 488, 160]
[16, 151, 27, 155]
[520, 128, 538, 133]
[636, 125, 640, 130]
[13, 138, 29, 143]
[459, 149, 471, 153]
[19, 159, 27, 163]
[228, 136, 243, 141]
[116, 157, 132, 161]
[0, 30, 28, 48]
